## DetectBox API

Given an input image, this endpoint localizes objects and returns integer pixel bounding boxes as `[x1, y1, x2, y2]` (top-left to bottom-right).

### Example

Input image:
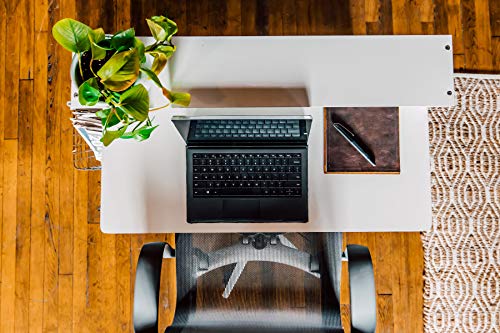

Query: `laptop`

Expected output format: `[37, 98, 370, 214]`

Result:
[172, 115, 312, 223]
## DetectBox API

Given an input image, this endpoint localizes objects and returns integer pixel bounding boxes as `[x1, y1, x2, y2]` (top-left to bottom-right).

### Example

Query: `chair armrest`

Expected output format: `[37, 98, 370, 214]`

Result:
[345, 244, 377, 333]
[133, 242, 174, 333]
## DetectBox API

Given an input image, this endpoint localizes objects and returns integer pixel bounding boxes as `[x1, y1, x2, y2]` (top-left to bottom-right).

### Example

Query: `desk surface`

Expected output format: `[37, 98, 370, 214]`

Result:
[100, 106, 432, 233]
[166, 35, 454, 107]
[99, 35, 453, 233]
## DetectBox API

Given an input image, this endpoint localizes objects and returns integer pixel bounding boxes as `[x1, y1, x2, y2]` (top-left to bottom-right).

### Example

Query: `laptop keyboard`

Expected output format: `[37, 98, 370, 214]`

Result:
[192, 153, 303, 197]
[193, 119, 301, 140]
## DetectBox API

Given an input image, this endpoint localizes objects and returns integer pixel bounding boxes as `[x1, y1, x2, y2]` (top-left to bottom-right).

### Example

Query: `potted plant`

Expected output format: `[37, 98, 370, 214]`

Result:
[52, 15, 190, 146]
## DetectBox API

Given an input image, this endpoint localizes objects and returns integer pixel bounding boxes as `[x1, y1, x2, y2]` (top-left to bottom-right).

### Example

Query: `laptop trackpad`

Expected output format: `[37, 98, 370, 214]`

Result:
[222, 199, 260, 219]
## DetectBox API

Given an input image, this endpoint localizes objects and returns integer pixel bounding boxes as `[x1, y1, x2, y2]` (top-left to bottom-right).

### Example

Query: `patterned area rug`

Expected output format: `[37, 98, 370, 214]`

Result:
[422, 75, 500, 332]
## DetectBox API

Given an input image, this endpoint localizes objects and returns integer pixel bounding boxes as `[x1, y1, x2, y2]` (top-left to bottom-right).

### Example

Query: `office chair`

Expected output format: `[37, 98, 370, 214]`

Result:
[133, 233, 376, 333]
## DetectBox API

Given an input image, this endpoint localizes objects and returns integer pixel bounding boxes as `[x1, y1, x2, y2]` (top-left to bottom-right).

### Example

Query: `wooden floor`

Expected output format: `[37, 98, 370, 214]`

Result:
[0, 0, 498, 332]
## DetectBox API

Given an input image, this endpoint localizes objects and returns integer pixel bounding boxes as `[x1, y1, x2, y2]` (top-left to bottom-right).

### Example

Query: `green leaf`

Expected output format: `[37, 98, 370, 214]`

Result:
[133, 125, 158, 141]
[169, 91, 191, 107]
[97, 49, 140, 92]
[156, 44, 176, 55]
[97, 49, 135, 80]
[88, 28, 107, 60]
[100, 108, 123, 127]
[147, 45, 175, 74]
[140, 67, 163, 88]
[150, 53, 167, 74]
[78, 78, 101, 106]
[121, 124, 158, 141]
[95, 108, 111, 118]
[118, 84, 149, 121]
[111, 28, 136, 51]
[146, 16, 178, 42]
[101, 126, 127, 146]
[146, 19, 165, 42]
[134, 38, 146, 63]
[162, 88, 191, 107]
[52, 18, 92, 53]
[90, 28, 105, 43]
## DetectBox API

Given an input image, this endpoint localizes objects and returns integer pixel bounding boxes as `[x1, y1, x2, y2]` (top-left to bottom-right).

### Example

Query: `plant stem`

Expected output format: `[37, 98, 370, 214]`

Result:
[132, 120, 144, 132]
[103, 107, 113, 128]
[77, 53, 84, 80]
[89, 58, 97, 77]
[148, 103, 171, 112]
[113, 108, 124, 123]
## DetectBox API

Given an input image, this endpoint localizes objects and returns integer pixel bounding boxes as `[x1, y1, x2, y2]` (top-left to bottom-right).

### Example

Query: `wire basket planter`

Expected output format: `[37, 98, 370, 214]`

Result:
[71, 109, 103, 171]
[73, 128, 102, 170]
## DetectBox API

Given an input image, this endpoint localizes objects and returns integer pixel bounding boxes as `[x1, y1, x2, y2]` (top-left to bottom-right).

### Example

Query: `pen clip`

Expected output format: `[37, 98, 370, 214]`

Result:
[333, 122, 355, 137]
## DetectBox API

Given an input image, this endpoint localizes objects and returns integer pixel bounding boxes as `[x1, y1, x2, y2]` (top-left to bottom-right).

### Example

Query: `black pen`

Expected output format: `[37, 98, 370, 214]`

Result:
[333, 122, 376, 167]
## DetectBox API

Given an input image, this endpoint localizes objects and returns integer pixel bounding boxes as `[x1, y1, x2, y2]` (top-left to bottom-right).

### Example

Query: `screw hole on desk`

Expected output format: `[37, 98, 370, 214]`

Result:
[445, 45, 451, 50]
[447, 91, 453, 95]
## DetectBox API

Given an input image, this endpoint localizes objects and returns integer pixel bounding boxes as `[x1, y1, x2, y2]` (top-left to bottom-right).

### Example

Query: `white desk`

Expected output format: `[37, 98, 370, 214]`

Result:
[99, 35, 454, 234]
[100, 106, 432, 233]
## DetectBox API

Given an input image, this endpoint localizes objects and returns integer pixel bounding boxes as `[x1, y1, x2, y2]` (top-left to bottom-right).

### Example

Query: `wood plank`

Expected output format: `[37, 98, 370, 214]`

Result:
[115, 234, 131, 332]
[241, 0, 257, 35]
[434, 0, 464, 55]
[160, 0, 188, 35]
[0, 140, 18, 332]
[454, 54, 466, 71]
[421, 21, 435, 34]
[493, 37, 500, 70]
[58, 275, 73, 333]
[101, 233, 118, 332]
[87, 171, 101, 224]
[391, 0, 411, 34]
[463, 0, 494, 71]
[473, 0, 494, 70]
[407, 0, 424, 34]
[377, 294, 394, 333]
[407, 233, 424, 333]
[351, 0, 367, 35]
[208, 0, 242, 36]
[164, 233, 176, 327]
[391, 233, 413, 332]
[58, 51, 75, 278]
[375, 232, 394, 295]
[3, 2, 21, 139]
[14, 79, 34, 333]
[282, 0, 298, 35]
[76, 0, 116, 32]
[87, 224, 104, 332]
[366, 0, 392, 34]
[115, 0, 131, 30]
[72, 169, 89, 332]
[186, 0, 210, 35]
[490, 0, 500, 37]
[35, 0, 50, 32]
[43, 6, 62, 331]
[0, 0, 7, 299]
[267, 0, 284, 35]
[29, 30, 48, 333]
[130, 234, 145, 330]
[365, 0, 378, 22]
[419, 0, 434, 23]
[254, 0, 269, 35]
[340, 233, 350, 331]
[19, 0, 35, 79]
